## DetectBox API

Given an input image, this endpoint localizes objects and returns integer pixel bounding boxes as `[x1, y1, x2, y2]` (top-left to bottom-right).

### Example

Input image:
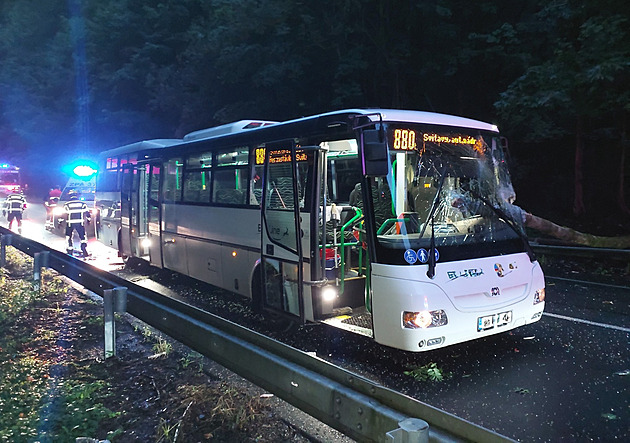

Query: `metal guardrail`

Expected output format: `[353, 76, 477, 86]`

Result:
[0, 227, 513, 443]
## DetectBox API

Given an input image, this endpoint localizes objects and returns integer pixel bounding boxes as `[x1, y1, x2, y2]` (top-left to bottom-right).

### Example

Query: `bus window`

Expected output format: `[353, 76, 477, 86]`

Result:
[163, 158, 183, 202]
[266, 164, 294, 210]
[250, 164, 263, 206]
[213, 168, 247, 205]
[265, 160, 310, 211]
[327, 157, 362, 203]
[97, 156, 119, 192]
[216, 147, 249, 166]
[183, 169, 211, 203]
[187, 152, 213, 168]
[106, 157, 118, 170]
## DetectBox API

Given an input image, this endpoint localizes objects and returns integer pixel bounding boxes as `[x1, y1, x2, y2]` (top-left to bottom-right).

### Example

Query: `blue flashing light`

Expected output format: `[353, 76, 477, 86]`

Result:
[62, 160, 98, 179]
[73, 165, 97, 177]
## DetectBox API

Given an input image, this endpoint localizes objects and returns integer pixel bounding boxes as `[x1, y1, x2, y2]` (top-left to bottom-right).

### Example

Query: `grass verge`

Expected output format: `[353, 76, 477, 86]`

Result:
[0, 249, 117, 442]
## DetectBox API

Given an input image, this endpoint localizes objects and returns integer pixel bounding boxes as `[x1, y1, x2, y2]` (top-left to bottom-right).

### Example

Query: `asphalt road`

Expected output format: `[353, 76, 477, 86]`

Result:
[8, 197, 630, 442]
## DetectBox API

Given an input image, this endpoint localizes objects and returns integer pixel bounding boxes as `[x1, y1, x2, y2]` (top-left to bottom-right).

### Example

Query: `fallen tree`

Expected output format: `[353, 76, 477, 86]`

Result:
[523, 211, 630, 249]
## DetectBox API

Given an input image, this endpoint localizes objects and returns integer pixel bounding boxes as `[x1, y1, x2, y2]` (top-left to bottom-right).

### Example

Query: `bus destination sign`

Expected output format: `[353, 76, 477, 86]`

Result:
[390, 128, 479, 151]
[255, 147, 308, 165]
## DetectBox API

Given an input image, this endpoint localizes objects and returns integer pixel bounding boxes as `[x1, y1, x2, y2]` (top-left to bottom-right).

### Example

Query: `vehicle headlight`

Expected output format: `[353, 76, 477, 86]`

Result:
[141, 238, 152, 248]
[403, 310, 448, 329]
[534, 288, 545, 304]
[52, 207, 65, 215]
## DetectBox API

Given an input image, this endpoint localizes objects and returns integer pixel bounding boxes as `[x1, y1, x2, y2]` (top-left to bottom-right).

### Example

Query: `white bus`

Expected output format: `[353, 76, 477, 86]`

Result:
[94, 109, 545, 352]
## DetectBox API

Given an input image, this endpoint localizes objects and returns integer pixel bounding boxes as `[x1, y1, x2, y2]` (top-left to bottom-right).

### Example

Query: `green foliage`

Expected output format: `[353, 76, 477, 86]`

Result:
[51, 380, 118, 442]
[0, 354, 50, 441]
[0, 251, 116, 442]
[0, 252, 40, 324]
[495, 0, 630, 140]
[153, 336, 173, 356]
[1, 0, 629, 218]
[404, 362, 448, 382]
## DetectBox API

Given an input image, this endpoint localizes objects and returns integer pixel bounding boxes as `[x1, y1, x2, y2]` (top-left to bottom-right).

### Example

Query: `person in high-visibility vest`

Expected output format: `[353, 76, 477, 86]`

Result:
[63, 190, 91, 256]
[4, 189, 27, 234]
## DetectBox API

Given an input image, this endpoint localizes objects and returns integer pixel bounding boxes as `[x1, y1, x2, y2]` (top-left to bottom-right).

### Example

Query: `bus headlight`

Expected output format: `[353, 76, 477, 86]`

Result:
[52, 206, 65, 216]
[141, 238, 152, 249]
[403, 310, 448, 329]
[533, 288, 545, 304]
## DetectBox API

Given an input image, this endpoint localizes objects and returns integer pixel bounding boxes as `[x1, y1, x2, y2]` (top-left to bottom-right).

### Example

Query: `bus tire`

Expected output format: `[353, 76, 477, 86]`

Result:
[117, 230, 128, 262]
[251, 266, 264, 314]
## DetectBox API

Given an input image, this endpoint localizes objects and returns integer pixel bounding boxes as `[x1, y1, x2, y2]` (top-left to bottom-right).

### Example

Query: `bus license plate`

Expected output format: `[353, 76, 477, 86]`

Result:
[477, 311, 512, 331]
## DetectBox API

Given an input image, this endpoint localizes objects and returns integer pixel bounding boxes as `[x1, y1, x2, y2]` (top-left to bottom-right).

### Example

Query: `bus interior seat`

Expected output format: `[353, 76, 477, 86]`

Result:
[269, 177, 298, 209]
[214, 188, 245, 204]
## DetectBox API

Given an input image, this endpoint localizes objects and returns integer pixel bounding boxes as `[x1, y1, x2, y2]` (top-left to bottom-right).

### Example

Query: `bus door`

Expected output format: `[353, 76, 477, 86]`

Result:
[120, 163, 134, 256]
[260, 144, 322, 323]
[130, 161, 163, 267]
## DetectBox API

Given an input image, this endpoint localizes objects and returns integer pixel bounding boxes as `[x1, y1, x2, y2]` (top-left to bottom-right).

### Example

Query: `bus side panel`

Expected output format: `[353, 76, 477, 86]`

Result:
[221, 245, 252, 297]
[162, 205, 259, 248]
[95, 192, 121, 249]
[161, 204, 261, 296]
[185, 237, 222, 288]
[162, 231, 189, 275]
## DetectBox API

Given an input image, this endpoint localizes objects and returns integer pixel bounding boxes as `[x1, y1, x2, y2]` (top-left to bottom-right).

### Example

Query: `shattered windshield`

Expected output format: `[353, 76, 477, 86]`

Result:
[368, 126, 526, 263]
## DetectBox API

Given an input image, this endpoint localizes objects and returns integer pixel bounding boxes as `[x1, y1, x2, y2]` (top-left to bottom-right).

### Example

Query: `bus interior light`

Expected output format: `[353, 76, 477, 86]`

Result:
[534, 288, 545, 304]
[403, 310, 448, 329]
[322, 286, 337, 303]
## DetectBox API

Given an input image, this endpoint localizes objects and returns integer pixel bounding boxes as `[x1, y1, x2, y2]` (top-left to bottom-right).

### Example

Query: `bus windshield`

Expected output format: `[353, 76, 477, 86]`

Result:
[369, 125, 526, 264]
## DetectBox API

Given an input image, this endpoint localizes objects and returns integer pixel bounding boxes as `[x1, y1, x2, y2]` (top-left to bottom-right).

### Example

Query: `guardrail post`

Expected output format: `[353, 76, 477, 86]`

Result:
[103, 287, 128, 359]
[386, 418, 429, 443]
[0, 234, 12, 267]
[33, 251, 50, 292]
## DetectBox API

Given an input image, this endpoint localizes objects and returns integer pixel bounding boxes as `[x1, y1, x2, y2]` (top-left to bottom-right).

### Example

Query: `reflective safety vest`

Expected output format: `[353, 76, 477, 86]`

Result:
[6, 194, 26, 212]
[64, 199, 89, 225]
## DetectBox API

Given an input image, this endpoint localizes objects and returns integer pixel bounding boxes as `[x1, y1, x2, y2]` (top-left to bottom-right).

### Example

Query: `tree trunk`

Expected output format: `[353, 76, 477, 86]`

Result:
[573, 116, 586, 216]
[524, 212, 630, 248]
[617, 112, 630, 215]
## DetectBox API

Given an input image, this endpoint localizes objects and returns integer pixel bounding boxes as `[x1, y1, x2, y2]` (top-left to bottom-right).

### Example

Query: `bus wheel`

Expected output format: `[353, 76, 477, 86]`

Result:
[125, 257, 150, 273]
[267, 315, 299, 334]
[117, 230, 129, 262]
[251, 267, 298, 331]
[251, 267, 264, 314]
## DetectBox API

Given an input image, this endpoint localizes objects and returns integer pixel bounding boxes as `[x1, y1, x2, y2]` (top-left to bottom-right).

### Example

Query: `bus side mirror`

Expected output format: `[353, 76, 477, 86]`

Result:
[360, 129, 389, 176]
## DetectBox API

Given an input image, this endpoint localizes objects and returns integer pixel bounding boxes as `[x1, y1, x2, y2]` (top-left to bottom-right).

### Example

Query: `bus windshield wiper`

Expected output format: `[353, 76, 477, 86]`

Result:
[421, 168, 447, 279]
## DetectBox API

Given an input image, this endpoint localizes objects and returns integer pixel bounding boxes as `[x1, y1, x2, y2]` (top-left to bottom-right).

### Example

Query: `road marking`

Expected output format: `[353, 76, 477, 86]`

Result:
[546, 275, 630, 291]
[544, 312, 630, 333]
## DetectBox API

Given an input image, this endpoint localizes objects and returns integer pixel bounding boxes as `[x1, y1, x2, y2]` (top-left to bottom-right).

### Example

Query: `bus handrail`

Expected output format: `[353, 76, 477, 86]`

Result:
[339, 207, 363, 294]
[377, 216, 412, 235]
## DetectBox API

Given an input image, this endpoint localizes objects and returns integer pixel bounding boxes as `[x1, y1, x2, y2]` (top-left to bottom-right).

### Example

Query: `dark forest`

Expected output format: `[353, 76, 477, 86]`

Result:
[0, 0, 628, 234]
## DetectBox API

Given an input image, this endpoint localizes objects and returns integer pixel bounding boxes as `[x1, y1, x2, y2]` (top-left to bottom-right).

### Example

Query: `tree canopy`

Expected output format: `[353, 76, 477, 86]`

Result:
[0, 0, 628, 227]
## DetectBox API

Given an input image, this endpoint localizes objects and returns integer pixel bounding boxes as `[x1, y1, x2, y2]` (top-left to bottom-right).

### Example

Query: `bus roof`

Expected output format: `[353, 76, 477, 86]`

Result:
[100, 109, 500, 158]
[355, 109, 499, 132]
[100, 139, 182, 158]
[183, 120, 278, 141]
